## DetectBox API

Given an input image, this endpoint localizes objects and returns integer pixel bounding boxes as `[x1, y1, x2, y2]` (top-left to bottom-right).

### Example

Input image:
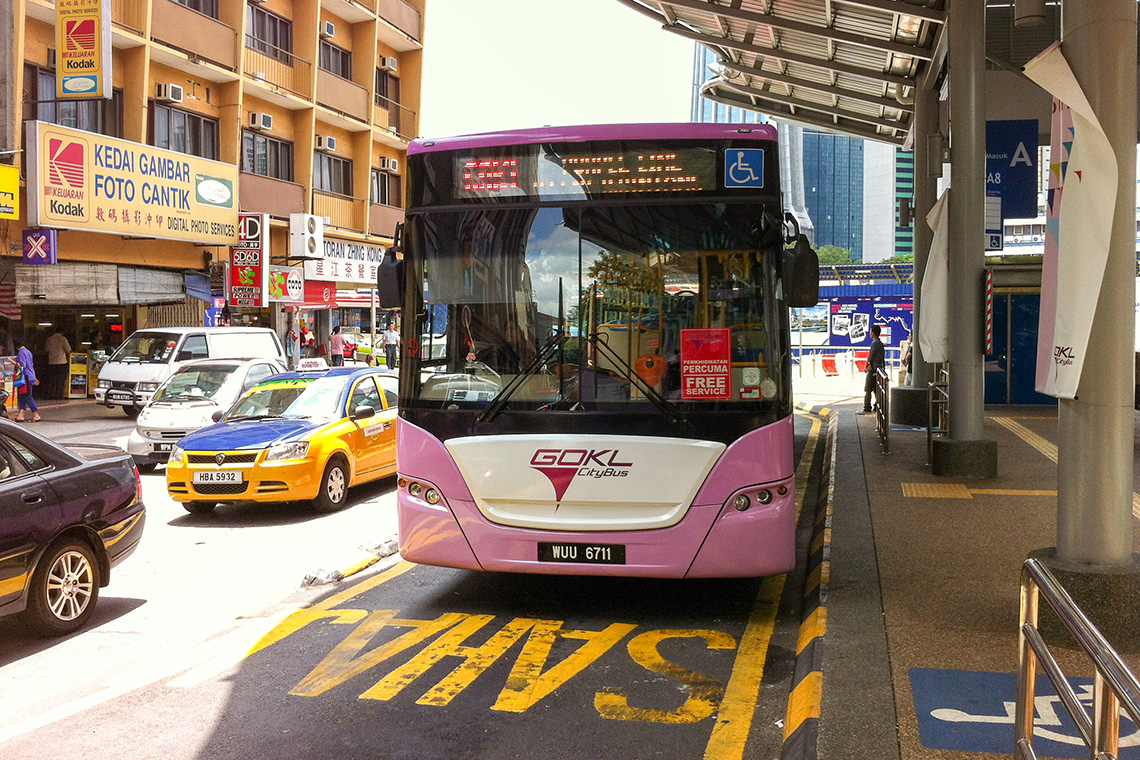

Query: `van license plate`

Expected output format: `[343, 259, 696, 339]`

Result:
[537, 542, 625, 564]
[108, 391, 133, 403]
[154, 443, 173, 453]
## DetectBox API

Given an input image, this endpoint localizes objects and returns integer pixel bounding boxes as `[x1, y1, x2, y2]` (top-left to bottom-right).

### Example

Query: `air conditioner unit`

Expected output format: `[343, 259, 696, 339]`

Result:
[321, 21, 335, 39]
[380, 56, 398, 73]
[380, 157, 399, 173]
[155, 82, 184, 104]
[316, 135, 336, 152]
[46, 48, 56, 68]
[290, 213, 325, 259]
[248, 112, 273, 131]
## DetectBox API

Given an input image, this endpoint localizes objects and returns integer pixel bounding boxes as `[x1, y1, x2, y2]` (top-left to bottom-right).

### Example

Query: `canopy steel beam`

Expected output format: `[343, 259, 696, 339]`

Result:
[659, 0, 934, 60]
[702, 87, 906, 145]
[712, 78, 909, 131]
[833, 0, 946, 24]
[723, 59, 914, 112]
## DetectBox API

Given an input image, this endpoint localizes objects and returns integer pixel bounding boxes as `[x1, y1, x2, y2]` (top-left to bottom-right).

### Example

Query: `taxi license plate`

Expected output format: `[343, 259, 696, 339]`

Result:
[108, 391, 133, 403]
[537, 542, 625, 565]
[192, 470, 242, 484]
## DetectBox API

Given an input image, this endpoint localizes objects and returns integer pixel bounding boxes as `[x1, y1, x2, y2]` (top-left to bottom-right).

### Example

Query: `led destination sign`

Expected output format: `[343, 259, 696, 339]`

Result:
[457, 148, 717, 200]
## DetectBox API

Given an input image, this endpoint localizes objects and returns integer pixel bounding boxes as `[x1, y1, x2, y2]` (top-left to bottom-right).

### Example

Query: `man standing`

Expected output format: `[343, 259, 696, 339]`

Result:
[383, 323, 400, 370]
[45, 327, 71, 399]
[862, 324, 886, 414]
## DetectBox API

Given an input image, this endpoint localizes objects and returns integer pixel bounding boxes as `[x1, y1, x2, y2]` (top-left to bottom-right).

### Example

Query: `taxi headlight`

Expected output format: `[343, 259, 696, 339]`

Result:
[168, 445, 184, 464]
[265, 441, 310, 461]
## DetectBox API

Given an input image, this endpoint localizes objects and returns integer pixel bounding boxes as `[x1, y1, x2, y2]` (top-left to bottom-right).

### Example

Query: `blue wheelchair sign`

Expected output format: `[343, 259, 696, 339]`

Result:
[725, 149, 765, 188]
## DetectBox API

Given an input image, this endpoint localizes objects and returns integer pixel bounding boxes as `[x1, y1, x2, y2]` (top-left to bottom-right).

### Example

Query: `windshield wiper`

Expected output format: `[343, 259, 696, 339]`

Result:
[475, 331, 567, 424]
[586, 333, 687, 428]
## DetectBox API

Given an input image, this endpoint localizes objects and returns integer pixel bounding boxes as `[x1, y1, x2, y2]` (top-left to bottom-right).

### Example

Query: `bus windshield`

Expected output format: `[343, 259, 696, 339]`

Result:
[405, 202, 787, 413]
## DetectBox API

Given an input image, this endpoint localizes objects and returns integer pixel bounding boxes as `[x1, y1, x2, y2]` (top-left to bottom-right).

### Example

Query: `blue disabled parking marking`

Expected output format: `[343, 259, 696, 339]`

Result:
[910, 668, 1140, 758]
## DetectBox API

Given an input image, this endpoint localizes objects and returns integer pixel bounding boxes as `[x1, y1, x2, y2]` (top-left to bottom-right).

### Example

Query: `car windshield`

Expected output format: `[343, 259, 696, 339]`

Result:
[110, 332, 180, 364]
[152, 367, 237, 403]
[227, 376, 345, 420]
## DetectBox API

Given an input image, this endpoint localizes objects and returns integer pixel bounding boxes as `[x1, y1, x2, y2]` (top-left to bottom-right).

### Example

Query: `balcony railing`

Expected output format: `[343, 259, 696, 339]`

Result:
[377, 0, 421, 41]
[113, 0, 149, 36]
[314, 190, 367, 232]
[152, 0, 238, 71]
[373, 95, 417, 140]
[244, 38, 312, 100]
[317, 69, 370, 123]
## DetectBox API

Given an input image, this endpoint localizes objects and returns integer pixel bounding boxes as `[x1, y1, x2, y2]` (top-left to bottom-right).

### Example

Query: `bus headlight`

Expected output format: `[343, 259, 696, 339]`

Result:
[733, 494, 750, 511]
[756, 489, 773, 505]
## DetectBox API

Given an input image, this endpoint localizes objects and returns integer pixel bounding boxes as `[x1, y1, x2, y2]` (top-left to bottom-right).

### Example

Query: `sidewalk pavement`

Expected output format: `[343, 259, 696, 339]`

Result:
[794, 376, 1140, 760]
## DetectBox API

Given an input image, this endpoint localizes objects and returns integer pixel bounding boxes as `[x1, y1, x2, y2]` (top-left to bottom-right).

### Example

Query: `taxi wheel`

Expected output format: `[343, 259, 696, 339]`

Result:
[313, 456, 349, 513]
[184, 501, 216, 514]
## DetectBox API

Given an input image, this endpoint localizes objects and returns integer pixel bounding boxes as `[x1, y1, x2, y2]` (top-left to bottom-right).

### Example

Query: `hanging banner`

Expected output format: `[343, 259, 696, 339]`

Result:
[229, 213, 269, 308]
[26, 122, 238, 245]
[22, 229, 58, 265]
[268, 265, 305, 303]
[56, 0, 113, 99]
[0, 165, 18, 220]
[918, 189, 951, 362]
[1023, 42, 1118, 399]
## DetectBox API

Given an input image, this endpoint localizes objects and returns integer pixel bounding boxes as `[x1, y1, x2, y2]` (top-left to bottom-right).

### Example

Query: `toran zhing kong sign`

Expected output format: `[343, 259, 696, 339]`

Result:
[230, 213, 270, 308]
[56, 0, 113, 99]
[26, 121, 239, 245]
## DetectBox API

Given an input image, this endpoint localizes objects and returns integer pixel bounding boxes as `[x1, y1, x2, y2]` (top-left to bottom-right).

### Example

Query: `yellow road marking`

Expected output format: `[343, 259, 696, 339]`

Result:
[793, 411, 823, 520]
[970, 489, 1058, 496]
[704, 573, 786, 760]
[783, 671, 822, 740]
[902, 482, 972, 499]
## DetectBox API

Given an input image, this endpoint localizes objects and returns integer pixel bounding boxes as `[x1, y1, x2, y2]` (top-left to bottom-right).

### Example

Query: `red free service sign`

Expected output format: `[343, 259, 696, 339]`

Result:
[680, 328, 732, 400]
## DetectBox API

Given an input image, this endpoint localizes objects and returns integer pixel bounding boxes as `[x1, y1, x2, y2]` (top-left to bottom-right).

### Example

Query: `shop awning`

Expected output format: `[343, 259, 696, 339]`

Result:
[285, 280, 339, 311]
[185, 273, 212, 303]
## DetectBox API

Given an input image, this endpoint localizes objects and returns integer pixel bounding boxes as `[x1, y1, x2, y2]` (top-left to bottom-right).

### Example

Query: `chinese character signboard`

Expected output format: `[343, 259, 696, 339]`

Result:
[268, 265, 305, 303]
[56, 0, 112, 99]
[229, 213, 269, 308]
[680, 328, 732, 400]
[0, 165, 18, 219]
[26, 121, 239, 245]
[22, 229, 58, 265]
[304, 236, 386, 285]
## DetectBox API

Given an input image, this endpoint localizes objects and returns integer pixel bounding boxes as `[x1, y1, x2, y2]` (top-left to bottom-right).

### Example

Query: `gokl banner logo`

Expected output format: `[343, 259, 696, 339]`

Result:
[530, 449, 632, 502]
[23, 230, 58, 266]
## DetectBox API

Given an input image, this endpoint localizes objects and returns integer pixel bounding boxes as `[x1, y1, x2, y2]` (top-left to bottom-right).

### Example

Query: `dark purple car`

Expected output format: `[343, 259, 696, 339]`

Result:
[0, 419, 146, 636]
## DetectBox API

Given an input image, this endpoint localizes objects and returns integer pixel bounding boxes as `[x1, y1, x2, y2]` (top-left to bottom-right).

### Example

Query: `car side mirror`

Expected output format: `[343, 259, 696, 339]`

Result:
[211, 410, 225, 422]
[353, 405, 376, 420]
[176, 350, 194, 362]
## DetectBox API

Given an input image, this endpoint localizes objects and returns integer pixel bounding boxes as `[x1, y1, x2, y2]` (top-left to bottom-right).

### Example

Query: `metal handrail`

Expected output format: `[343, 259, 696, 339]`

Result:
[874, 366, 890, 453]
[926, 363, 948, 465]
[1016, 558, 1140, 759]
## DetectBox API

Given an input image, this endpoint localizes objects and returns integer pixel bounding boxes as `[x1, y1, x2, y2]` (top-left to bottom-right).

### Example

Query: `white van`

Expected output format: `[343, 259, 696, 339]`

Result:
[95, 327, 285, 416]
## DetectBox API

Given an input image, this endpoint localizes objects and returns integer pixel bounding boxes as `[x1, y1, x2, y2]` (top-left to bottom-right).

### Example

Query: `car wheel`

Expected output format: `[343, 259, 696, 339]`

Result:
[137, 462, 158, 474]
[184, 501, 216, 514]
[313, 456, 349, 513]
[123, 406, 140, 418]
[24, 539, 100, 637]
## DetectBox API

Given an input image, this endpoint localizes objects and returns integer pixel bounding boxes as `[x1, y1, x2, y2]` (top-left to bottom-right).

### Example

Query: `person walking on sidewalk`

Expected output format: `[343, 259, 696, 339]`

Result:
[329, 326, 346, 367]
[10, 338, 42, 422]
[383, 323, 400, 370]
[862, 324, 886, 414]
[45, 327, 71, 399]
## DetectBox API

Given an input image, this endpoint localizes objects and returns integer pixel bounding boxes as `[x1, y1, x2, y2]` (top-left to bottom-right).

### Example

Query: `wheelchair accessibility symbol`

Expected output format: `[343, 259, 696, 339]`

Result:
[725, 149, 765, 188]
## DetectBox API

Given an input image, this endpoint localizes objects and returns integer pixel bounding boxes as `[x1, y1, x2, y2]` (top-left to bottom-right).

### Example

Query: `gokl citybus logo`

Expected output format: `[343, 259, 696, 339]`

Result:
[530, 449, 632, 501]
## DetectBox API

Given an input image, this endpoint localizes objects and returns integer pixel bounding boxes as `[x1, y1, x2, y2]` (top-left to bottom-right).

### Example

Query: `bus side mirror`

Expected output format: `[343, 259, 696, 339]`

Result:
[376, 255, 404, 310]
[784, 234, 819, 308]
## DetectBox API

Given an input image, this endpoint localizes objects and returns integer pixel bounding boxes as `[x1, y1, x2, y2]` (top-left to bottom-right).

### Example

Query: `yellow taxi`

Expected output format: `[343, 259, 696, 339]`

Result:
[166, 365, 397, 514]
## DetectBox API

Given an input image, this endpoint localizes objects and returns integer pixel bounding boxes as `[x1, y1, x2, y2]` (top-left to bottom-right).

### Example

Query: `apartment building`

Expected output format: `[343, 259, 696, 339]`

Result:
[2, 0, 423, 364]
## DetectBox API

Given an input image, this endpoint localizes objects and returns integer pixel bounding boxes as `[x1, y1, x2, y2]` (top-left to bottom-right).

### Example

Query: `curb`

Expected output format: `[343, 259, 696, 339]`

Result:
[302, 536, 400, 586]
[782, 403, 838, 760]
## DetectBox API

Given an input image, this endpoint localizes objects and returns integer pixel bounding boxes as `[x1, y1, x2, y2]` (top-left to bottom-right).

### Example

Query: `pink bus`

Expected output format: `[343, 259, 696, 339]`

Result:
[379, 123, 818, 577]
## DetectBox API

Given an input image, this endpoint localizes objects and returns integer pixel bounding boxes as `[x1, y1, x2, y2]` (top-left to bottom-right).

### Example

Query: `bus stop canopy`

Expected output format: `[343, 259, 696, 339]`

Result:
[616, 0, 945, 145]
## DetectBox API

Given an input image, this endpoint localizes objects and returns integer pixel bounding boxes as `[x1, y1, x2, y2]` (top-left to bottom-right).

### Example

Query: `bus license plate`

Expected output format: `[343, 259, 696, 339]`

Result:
[538, 542, 625, 565]
[192, 470, 242, 484]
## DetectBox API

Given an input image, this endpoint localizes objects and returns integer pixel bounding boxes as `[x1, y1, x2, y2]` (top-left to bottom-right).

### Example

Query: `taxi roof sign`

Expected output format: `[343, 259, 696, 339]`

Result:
[297, 358, 330, 371]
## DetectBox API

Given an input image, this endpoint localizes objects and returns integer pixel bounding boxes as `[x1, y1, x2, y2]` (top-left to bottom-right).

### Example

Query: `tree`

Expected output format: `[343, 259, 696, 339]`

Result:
[880, 253, 915, 263]
[815, 245, 854, 265]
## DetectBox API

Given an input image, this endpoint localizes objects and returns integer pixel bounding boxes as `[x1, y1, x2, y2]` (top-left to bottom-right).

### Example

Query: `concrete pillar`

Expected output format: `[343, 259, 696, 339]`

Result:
[1055, 0, 1136, 568]
[931, 0, 997, 477]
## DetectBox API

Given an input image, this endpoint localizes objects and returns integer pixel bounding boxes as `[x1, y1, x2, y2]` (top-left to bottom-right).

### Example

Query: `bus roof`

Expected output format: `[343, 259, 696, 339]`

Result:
[409, 123, 780, 156]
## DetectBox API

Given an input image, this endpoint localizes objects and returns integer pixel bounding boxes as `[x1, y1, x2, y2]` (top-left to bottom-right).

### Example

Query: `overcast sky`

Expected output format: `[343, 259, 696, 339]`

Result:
[418, 0, 697, 138]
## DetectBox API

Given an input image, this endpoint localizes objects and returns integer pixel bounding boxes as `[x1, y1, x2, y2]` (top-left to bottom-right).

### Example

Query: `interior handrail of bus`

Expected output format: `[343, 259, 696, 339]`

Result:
[587, 332, 687, 428]
[475, 330, 567, 424]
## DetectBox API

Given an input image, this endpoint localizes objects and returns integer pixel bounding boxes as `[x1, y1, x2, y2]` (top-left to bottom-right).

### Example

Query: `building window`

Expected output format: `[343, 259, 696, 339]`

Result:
[22, 63, 123, 137]
[374, 69, 401, 132]
[150, 103, 219, 160]
[247, 5, 293, 63]
[314, 154, 353, 195]
[242, 131, 294, 182]
[370, 169, 388, 205]
[319, 40, 352, 79]
[172, 0, 218, 18]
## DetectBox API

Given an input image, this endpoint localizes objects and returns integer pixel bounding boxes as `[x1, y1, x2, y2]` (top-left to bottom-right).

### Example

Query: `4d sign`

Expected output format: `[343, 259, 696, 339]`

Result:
[230, 213, 270, 308]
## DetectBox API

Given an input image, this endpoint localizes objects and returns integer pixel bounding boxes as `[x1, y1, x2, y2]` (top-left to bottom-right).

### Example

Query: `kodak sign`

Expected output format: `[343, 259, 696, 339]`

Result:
[56, 0, 112, 99]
